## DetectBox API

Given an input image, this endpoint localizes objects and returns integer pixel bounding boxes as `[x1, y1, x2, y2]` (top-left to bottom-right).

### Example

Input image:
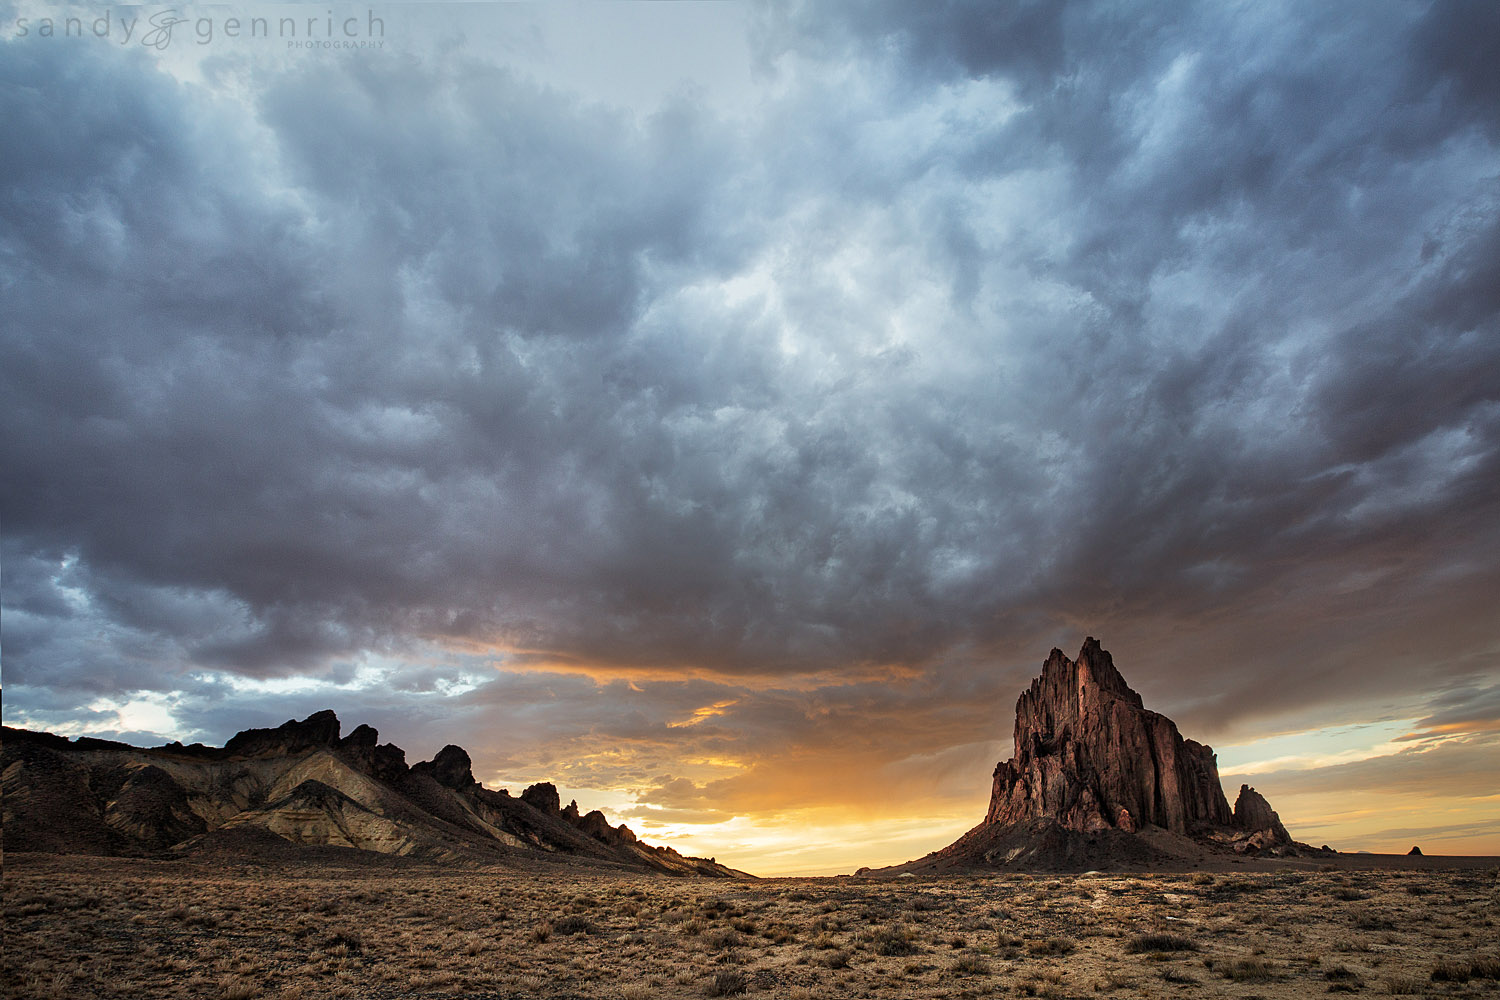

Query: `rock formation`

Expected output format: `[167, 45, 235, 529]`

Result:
[1231, 784, 1290, 849]
[223, 709, 342, 757]
[1, 712, 745, 877]
[410, 744, 476, 790]
[521, 781, 563, 814]
[882, 639, 1307, 873]
[984, 639, 1232, 835]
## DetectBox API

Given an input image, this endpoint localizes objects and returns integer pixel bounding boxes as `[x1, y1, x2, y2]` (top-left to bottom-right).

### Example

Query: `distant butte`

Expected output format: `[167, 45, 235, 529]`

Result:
[875, 638, 1325, 873]
[0, 712, 746, 877]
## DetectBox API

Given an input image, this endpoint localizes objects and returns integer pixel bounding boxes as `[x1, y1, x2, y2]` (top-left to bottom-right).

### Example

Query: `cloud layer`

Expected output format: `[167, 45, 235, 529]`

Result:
[3, 1, 1497, 868]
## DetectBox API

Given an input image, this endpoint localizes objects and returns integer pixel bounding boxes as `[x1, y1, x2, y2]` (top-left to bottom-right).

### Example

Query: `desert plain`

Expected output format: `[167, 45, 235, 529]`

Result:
[3, 851, 1496, 1000]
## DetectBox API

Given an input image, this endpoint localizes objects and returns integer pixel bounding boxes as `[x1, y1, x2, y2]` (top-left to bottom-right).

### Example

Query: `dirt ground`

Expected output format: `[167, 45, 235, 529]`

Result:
[3, 852, 1496, 999]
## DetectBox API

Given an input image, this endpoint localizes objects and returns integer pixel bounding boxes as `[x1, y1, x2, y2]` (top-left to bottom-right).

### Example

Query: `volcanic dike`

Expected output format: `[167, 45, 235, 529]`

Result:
[876, 638, 1314, 873]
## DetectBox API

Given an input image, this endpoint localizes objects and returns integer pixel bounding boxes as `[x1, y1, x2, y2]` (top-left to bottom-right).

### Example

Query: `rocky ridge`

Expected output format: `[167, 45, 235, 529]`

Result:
[881, 639, 1320, 873]
[1, 712, 744, 877]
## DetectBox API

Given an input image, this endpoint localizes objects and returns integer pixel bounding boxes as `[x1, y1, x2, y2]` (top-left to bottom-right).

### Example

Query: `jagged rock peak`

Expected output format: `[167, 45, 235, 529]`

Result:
[1232, 784, 1290, 843]
[577, 808, 620, 843]
[340, 723, 379, 748]
[412, 745, 475, 790]
[986, 639, 1233, 836]
[521, 782, 562, 814]
[224, 710, 341, 757]
[1031, 637, 1141, 711]
[2, 714, 747, 876]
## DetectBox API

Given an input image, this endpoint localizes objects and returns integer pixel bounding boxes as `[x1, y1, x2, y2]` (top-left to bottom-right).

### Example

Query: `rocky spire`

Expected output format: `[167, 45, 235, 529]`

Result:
[984, 639, 1234, 835]
[1232, 784, 1290, 843]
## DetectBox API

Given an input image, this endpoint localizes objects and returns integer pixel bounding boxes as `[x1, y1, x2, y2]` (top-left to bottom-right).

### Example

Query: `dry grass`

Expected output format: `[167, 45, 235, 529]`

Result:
[1212, 956, 1277, 981]
[705, 969, 747, 996]
[1124, 931, 1196, 953]
[2, 853, 1496, 999]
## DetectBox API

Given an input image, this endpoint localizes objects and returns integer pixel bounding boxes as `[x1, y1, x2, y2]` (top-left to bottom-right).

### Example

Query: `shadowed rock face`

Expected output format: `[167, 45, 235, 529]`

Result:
[985, 638, 1234, 836]
[1233, 784, 1289, 842]
[340, 724, 380, 748]
[104, 764, 207, 850]
[224, 710, 342, 757]
[521, 782, 562, 814]
[411, 745, 475, 790]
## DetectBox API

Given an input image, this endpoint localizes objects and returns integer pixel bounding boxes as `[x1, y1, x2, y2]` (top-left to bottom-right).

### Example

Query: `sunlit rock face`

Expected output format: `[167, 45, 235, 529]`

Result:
[1, 713, 744, 876]
[984, 638, 1236, 836]
[877, 639, 1311, 874]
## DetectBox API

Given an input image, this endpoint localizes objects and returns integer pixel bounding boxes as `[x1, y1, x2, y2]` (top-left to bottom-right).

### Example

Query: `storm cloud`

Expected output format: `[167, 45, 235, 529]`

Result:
[2, 1, 1497, 866]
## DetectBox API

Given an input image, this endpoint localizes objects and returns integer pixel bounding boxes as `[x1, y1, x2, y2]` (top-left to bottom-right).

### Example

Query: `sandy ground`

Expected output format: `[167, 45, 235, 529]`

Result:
[3, 851, 1496, 999]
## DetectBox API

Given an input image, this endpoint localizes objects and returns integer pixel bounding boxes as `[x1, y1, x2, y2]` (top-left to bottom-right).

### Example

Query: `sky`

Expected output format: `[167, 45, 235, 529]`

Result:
[2, 0, 1497, 875]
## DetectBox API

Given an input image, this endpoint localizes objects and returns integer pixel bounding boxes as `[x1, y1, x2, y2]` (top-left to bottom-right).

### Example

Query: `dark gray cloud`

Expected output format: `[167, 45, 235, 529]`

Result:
[2, 1, 1497, 852]
[1398, 682, 1500, 741]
